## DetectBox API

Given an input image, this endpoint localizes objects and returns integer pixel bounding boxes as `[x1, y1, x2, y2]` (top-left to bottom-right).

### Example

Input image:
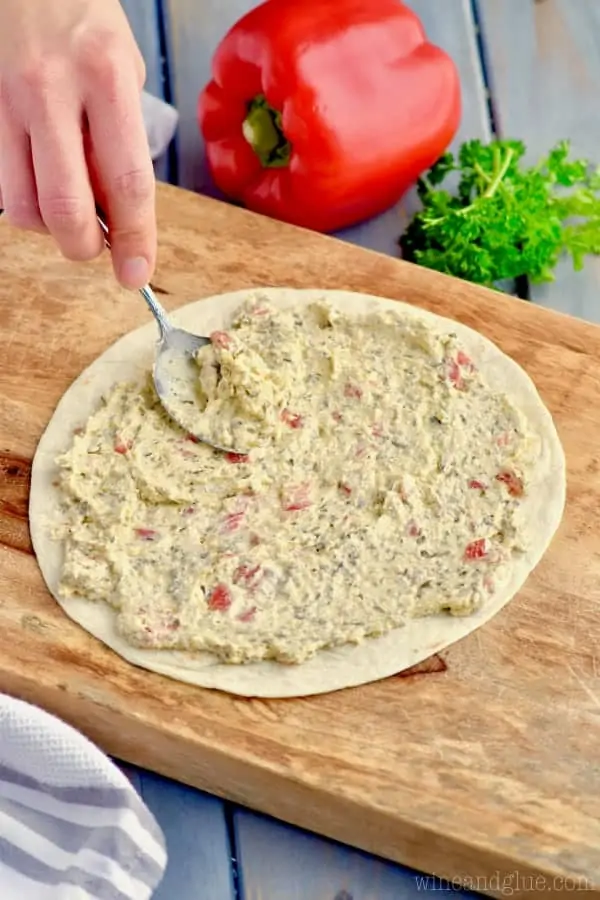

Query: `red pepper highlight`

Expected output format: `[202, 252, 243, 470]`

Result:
[198, 0, 461, 232]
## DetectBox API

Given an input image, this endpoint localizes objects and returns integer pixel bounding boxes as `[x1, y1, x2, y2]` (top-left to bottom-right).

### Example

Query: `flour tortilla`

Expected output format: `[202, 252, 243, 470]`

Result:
[29, 288, 566, 697]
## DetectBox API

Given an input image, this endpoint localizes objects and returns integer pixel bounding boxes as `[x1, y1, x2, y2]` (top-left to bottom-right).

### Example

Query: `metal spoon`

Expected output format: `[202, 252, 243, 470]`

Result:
[96, 213, 239, 454]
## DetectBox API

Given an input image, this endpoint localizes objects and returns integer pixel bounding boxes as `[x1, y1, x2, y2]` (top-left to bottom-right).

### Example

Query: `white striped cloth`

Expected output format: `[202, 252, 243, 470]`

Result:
[0, 693, 167, 899]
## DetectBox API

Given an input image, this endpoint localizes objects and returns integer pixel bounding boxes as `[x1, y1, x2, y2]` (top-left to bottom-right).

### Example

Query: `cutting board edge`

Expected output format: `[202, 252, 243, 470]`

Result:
[0, 663, 597, 896]
[154, 183, 600, 344]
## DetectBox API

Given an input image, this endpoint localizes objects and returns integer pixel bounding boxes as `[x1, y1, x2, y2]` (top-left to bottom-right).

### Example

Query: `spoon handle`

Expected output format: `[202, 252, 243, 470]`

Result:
[95, 209, 172, 339]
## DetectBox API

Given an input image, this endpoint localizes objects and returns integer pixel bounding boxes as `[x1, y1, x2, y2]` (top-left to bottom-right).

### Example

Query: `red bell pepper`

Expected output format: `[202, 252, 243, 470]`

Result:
[198, 0, 461, 233]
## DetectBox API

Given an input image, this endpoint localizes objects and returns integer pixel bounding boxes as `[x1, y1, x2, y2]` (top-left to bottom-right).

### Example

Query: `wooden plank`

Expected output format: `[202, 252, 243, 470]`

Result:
[120, 0, 171, 183]
[234, 809, 480, 899]
[115, 761, 236, 898]
[162, 0, 491, 256]
[475, 0, 600, 320]
[129, 766, 236, 900]
[161, 0, 254, 195]
[121, 0, 165, 100]
[116, 760, 143, 794]
[337, 0, 491, 256]
[1, 183, 600, 892]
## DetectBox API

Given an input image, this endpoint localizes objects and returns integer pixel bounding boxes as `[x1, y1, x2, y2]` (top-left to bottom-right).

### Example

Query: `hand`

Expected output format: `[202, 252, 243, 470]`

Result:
[0, 0, 156, 289]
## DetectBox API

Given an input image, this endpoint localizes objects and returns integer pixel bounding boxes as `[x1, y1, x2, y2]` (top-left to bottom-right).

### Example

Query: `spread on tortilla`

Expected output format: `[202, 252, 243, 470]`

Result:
[29, 288, 566, 697]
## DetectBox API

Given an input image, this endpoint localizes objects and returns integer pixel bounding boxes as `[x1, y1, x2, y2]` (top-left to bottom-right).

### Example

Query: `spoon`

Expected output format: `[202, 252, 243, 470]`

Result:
[96, 213, 239, 454]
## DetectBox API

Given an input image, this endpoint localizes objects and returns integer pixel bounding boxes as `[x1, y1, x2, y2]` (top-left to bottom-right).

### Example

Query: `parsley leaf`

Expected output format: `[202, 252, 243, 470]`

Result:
[399, 138, 600, 289]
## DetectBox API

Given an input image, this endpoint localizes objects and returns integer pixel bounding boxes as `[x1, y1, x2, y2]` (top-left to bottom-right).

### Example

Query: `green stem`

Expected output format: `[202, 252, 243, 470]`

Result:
[424, 147, 516, 229]
[242, 95, 292, 168]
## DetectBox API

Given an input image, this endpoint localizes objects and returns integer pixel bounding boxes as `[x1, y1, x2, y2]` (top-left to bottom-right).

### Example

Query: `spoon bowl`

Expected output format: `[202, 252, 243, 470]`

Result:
[96, 214, 241, 454]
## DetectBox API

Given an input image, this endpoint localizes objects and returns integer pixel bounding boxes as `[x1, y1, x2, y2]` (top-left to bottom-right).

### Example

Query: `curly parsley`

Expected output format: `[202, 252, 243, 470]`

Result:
[399, 139, 600, 289]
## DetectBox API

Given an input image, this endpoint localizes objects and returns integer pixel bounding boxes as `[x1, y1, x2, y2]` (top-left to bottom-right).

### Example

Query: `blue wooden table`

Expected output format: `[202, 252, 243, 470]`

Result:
[117, 2, 600, 896]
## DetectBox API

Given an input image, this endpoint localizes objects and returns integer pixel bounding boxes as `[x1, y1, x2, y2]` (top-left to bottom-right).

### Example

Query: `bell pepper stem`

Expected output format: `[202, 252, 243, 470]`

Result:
[243, 95, 291, 168]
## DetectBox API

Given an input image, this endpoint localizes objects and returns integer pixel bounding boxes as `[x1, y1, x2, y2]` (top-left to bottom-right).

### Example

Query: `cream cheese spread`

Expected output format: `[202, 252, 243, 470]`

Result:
[54, 294, 536, 664]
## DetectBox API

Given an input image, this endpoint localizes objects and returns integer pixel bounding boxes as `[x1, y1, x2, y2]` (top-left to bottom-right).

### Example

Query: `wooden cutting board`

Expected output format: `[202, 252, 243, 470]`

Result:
[1, 183, 599, 898]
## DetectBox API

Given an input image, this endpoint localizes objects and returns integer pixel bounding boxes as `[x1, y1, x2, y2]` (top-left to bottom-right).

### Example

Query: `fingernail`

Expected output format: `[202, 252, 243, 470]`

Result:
[120, 256, 149, 288]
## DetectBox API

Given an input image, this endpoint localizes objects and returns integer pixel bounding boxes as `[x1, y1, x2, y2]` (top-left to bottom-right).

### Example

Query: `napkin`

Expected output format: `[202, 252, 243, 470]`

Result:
[0, 693, 167, 899]
[141, 91, 179, 162]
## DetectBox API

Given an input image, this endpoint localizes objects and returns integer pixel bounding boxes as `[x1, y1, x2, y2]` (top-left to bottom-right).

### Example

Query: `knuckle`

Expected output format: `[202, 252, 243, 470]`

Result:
[78, 30, 125, 86]
[40, 194, 88, 232]
[18, 56, 55, 95]
[113, 167, 154, 206]
[78, 26, 121, 60]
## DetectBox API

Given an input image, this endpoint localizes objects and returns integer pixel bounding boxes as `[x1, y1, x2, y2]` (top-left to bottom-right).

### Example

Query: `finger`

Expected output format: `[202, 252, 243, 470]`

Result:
[83, 130, 106, 215]
[0, 114, 46, 233]
[86, 85, 156, 289]
[30, 108, 103, 261]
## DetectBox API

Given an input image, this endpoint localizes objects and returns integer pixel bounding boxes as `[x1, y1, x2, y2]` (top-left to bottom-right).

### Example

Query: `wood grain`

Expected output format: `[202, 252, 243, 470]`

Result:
[0, 452, 32, 555]
[138, 770, 237, 900]
[120, 0, 171, 183]
[234, 809, 480, 900]
[117, 759, 236, 899]
[161, 0, 491, 255]
[1, 182, 600, 897]
[124, 756, 460, 900]
[475, 0, 600, 319]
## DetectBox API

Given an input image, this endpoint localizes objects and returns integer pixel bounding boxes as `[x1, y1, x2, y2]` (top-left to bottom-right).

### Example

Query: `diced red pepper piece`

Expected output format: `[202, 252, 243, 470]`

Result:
[182, 506, 195, 515]
[208, 583, 232, 611]
[186, 433, 200, 444]
[344, 382, 363, 400]
[210, 330, 232, 348]
[446, 358, 463, 389]
[223, 511, 246, 533]
[468, 479, 487, 491]
[371, 423, 384, 438]
[238, 606, 257, 622]
[464, 538, 489, 561]
[407, 520, 421, 537]
[198, 0, 460, 232]
[457, 350, 475, 371]
[338, 482, 352, 496]
[135, 528, 158, 541]
[114, 438, 133, 454]
[233, 564, 263, 589]
[496, 470, 524, 497]
[283, 484, 312, 511]
[285, 498, 312, 512]
[280, 408, 303, 428]
[331, 410, 343, 423]
[225, 452, 250, 464]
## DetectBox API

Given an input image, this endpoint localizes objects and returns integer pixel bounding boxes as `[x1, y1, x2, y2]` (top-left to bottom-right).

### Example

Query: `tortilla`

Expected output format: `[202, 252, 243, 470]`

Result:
[29, 288, 566, 697]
